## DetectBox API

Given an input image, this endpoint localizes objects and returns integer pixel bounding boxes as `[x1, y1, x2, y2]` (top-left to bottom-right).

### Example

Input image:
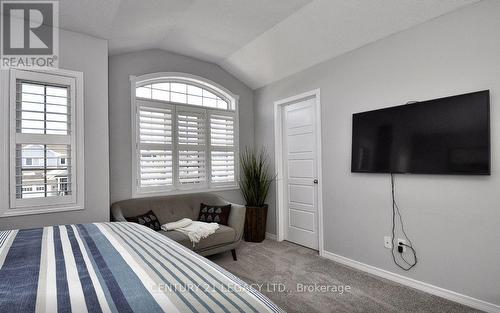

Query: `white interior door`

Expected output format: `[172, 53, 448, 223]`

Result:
[283, 98, 319, 250]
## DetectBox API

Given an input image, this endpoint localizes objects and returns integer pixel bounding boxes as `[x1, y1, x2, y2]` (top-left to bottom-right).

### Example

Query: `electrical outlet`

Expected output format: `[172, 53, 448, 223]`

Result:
[397, 239, 407, 252]
[384, 236, 392, 249]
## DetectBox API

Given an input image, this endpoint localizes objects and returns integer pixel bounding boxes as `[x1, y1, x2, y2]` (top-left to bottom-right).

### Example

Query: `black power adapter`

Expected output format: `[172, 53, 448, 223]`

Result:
[398, 244, 404, 253]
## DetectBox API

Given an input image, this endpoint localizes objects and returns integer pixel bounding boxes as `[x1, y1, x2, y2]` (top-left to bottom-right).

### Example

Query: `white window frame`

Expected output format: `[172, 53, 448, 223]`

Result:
[0, 68, 84, 217]
[130, 72, 240, 198]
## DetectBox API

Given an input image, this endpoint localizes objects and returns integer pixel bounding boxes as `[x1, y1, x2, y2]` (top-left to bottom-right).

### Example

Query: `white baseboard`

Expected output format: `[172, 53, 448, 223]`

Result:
[321, 250, 500, 313]
[265, 232, 277, 241]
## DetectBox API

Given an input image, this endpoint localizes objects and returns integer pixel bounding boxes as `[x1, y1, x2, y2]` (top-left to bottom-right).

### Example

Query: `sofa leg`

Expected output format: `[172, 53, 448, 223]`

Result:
[231, 249, 237, 261]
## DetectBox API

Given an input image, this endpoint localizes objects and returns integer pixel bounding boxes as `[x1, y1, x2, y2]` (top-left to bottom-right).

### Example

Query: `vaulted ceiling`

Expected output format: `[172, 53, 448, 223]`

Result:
[58, 0, 479, 89]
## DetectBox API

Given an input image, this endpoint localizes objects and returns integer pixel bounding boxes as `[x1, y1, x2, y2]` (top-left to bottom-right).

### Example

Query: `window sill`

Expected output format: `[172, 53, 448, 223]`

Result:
[0, 205, 84, 218]
[132, 185, 240, 199]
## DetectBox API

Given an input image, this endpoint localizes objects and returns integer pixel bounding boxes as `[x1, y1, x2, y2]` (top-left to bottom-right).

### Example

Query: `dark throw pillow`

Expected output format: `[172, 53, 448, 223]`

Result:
[198, 203, 231, 226]
[126, 210, 161, 231]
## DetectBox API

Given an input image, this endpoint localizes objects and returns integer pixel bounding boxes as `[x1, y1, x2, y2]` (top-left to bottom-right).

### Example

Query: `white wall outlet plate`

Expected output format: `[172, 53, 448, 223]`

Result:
[398, 238, 407, 252]
[384, 236, 392, 249]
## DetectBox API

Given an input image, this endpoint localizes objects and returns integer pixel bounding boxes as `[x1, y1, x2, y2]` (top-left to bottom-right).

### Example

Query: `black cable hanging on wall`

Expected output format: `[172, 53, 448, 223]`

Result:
[390, 173, 418, 271]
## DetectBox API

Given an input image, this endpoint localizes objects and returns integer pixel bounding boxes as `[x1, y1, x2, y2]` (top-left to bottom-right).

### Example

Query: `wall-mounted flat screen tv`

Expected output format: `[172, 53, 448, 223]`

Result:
[351, 90, 490, 175]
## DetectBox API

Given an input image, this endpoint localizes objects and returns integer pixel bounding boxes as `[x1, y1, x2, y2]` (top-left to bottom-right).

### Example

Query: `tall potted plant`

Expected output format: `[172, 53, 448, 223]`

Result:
[239, 147, 275, 242]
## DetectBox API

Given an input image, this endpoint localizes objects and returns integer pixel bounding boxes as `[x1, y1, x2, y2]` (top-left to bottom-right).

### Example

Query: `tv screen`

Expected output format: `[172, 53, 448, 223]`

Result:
[351, 90, 490, 175]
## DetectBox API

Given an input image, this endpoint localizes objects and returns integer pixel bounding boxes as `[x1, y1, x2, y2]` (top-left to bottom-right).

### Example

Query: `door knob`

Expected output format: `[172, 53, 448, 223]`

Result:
[313, 179, 318, 184]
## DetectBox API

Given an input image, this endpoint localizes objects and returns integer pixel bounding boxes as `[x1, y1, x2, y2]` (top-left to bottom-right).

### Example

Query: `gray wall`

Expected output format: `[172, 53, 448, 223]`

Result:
[255, 0, 500, 306]
[0, 30, 110, 229]
[109, 49, 254, 204]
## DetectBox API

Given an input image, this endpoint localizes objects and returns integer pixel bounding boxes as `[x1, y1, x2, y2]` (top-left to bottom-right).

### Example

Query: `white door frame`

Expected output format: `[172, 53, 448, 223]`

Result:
[274, 89, 324, 256]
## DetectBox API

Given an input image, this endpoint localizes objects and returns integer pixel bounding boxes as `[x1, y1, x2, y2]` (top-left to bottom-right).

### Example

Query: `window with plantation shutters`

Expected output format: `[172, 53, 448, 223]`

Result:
[132, 74, 239, 196]
[7, 69, 84, 214]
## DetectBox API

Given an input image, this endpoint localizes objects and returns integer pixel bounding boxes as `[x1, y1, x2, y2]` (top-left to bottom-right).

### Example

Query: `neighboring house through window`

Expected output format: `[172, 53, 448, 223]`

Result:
[131, 73, 239, 197]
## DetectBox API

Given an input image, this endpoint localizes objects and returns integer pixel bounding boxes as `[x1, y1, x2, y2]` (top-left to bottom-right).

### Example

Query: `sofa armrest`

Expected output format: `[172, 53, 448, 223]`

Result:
[227, 203, 246, 242]
[110, 203, 127, 222]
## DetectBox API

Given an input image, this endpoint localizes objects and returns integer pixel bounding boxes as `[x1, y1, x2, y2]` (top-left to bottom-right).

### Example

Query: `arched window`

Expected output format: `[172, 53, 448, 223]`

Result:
[131, 73, 239, 196]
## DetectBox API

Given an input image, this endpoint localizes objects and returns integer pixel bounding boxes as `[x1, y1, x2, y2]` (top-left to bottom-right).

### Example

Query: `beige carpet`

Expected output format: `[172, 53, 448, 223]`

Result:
[209, 240, 482, 313]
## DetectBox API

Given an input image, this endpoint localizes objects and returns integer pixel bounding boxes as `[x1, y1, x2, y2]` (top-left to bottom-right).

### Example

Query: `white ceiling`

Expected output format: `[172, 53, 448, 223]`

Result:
[58, 0, 479, 89]
[59, 0, 312, 61]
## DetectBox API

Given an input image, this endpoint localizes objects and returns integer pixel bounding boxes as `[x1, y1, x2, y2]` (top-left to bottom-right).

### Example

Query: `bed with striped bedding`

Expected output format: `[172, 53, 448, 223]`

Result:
[0, 222, 284, 313]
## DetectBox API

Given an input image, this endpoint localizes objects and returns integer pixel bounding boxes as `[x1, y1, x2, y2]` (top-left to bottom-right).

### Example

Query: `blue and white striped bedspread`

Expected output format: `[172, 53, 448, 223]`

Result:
[0, 222, 284, 313]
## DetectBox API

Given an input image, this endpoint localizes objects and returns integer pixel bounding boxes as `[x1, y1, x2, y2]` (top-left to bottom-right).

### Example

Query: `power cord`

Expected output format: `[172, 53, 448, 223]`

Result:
[390, 173, 418, 271]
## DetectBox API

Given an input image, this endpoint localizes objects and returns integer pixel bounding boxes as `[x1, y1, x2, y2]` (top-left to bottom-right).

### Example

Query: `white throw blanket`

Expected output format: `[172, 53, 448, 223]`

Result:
[161, 218, 193, 231]
[177, 222, 219, 247]
[161, 219, 219, 247]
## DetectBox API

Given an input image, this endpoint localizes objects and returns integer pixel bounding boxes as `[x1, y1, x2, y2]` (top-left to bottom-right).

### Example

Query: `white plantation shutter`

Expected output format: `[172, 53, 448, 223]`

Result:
[139, 149, 172, 186]
[133, 77, 238, 195]
[177, 108, 206, 185]
[210, 114, 234, 146]
[139, 106, 172, 145]
[16, 82, 70, 135]
[137, 102, 173, 189]
[210, 114, 236, 184]
[211, 151, 235, 182]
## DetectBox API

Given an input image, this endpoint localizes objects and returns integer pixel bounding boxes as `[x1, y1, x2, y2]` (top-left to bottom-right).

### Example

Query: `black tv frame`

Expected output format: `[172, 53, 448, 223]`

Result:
[351, 90, 491, 175]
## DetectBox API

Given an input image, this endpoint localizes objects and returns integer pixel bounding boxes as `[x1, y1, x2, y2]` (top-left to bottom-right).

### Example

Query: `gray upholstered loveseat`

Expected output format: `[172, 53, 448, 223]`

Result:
[110, 193, 245, 260]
